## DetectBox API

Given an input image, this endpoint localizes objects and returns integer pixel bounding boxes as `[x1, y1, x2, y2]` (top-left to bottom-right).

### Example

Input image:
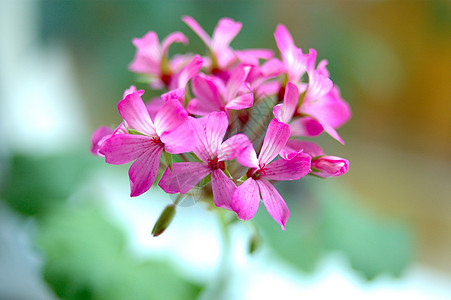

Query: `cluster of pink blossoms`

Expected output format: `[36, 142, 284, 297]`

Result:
[92, 17, 351, 231]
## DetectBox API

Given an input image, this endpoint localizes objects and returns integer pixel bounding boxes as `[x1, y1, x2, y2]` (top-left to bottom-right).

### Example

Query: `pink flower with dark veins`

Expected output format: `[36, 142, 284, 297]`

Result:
[99, 90, 195, 197]
[231, 119, 311, 230]
[187, 64, 254, 116]
[159, 112, 250, 209]
[129, 31, 189, 88]
[182, 16, 242, 70]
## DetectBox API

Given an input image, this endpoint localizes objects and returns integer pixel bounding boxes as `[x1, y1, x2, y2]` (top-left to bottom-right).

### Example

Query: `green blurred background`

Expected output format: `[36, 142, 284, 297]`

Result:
[0, 0, 450, 299]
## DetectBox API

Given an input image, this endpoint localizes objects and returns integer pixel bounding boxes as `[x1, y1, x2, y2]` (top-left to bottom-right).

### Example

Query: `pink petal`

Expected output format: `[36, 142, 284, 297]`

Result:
[99, 134, 156, 165]
[218, 133, 251, 161]
[123, 85, 144, 98]
[205, 111, 228, 156]
[91, 126, 114, 155]
[170, 54, 203, 90]
[256, 81, 281, 99]
[154, 99, 188, 136]
[190, 74, 223, 113]
[161, 32, 188, 55]
[146, 97, 164, 120]
[301, 87, 350, 144]
[235, 49, 274, 65]
[317, 59, 330, 77]
[281, 140, 323, 159]
[187, 98, 219, 116]
[158, 162, 210, 194]
[225, 93, 254, 111]
[212, 18, 242, 51]
[182, 16, 212, 47]
[211, 169, 236, 209]
[274, 25, 296, 58]
[258, 119, 291, 166]
[231, 178, 260, 221]
[188, 117, 213, 162]
[260, 152, 311, 181]
[225, 65, 250, 101]
[260, 58, 285, 77]
[322, 123, 345, 145]
[118, 92, 156, 136]
[289, 117, 323, 137]
[237, 144, 259, 169]
[256, 179, 289, 230]
[128, 145, 164, 197]
[273, 82, 299, 123]
[128, 31, 161, 75]
[161, 121, 196, 154]
[306, 86, 351, 129]
[161, 88, 185, 102]
[305, 48, 318, 72]
[274, 25, 306, 83]
[304, 69, 333, 102]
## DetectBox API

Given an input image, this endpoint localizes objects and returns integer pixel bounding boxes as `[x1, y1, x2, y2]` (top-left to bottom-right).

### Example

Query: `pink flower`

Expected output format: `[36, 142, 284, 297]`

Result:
[99, 90, 195, 197]
[274, 26, 351, 143]
[129, 31, 189, 88]
[187, 64, 254, 116]
[159, 112, 250, 209]
[231, 119, 311, 230]
[182, 16, 242, 70]
[281, 140, 349, 178]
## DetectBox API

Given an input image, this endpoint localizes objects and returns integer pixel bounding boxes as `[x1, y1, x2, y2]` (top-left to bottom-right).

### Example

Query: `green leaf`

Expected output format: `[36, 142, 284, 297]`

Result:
[37, 203, 202, 300]
[0, 154, 98, 217]
[312, 180, 413, 280]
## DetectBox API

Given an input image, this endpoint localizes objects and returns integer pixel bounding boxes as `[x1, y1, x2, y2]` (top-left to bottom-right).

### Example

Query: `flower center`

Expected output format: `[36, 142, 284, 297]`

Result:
[151, 137, 164, 146]
[208, 157, 225, 170]
[247, 167, 266, 180]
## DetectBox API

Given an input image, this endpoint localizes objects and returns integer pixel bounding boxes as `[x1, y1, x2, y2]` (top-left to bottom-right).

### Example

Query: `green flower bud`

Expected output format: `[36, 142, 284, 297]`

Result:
[248, 232, 262, 254]
[151, 205, 176, 237]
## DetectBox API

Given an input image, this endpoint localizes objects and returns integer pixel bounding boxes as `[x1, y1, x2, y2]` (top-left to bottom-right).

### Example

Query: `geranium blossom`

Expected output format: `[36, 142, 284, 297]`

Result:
[231, 119, 311, 229]
[183, 16, 242, 70]
[99, 90, 195, 196]
[129, 31, 189, 88]
[187, 64, 254, 116]
[159, 111, 250, 209]
[93, 17, 351, 232]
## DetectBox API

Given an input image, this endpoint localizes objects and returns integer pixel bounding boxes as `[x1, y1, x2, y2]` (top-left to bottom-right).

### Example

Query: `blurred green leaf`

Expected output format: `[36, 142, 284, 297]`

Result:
[37, 204, 201, 300]
[255, 179, 413, 280]
[0, 154, 98, 217]
[314, 181, 413, 280]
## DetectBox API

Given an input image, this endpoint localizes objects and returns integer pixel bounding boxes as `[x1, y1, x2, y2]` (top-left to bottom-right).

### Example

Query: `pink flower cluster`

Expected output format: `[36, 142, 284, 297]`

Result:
[91, 17, 351, 230]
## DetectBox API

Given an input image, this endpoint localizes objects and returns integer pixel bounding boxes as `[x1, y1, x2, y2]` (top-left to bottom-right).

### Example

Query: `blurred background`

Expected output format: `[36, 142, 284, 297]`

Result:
[0, 0, 450, 299]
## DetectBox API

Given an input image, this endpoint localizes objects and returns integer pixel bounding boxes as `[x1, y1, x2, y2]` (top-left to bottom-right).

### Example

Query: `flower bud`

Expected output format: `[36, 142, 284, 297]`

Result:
[311, 156, 349, 178]
[151, 205, 176, 237]
[248, 232, 262, 255]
